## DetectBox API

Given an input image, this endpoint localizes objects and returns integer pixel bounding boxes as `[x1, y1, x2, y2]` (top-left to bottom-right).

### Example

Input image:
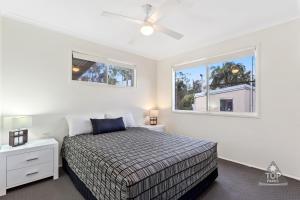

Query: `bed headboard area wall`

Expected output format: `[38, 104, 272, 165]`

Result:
[0, 17, 157, 146]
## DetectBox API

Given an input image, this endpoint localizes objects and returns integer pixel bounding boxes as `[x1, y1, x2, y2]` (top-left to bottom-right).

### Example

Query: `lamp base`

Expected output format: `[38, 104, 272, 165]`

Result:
[149, 117, 158, 125]
[9, 129, 28, 147]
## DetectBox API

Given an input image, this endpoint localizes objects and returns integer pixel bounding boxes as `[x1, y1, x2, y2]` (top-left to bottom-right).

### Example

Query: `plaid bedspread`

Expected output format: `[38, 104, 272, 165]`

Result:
[61, 127, 217, 200]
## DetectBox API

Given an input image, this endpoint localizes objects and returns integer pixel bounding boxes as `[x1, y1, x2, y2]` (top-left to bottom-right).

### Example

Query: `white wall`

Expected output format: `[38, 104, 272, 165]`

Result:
[1, 17, 157, 146]
[0, 15, 2, 144]
[157, 19, 300, 179]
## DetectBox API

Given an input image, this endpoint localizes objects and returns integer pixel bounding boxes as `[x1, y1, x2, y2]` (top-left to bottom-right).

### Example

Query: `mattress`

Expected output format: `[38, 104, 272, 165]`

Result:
[61, 127, 217, 200]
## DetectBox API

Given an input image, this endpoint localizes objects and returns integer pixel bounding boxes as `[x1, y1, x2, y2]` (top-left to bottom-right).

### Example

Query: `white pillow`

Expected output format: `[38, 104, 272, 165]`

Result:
[65, 114, 105, 136]
[105, 113, 136, 127]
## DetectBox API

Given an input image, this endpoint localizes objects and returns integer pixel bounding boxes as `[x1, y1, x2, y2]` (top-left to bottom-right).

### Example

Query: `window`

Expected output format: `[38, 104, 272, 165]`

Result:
[173, 48, 257, 115]
[72, 52, 136, 87]
[220, 99, 233, 112]
[175, 66, 206, 111]
[108, 65, 135, 87]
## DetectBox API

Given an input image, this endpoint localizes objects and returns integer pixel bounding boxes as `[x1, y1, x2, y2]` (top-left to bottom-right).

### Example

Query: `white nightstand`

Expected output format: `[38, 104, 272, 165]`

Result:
[0, 138, 59, 196]
[140, 124, 165, 132]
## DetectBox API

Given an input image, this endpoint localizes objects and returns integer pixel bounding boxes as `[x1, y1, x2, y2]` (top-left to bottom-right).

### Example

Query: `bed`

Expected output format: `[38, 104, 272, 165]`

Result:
[61, 127, 218, 200]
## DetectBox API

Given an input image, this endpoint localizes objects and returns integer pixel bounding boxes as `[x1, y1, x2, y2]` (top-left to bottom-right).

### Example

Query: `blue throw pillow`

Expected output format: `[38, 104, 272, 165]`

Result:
[90, 117, 126, 134]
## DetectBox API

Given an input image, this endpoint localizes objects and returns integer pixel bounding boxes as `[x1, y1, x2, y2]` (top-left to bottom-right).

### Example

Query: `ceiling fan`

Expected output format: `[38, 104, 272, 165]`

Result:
[101, 1, 184, 40]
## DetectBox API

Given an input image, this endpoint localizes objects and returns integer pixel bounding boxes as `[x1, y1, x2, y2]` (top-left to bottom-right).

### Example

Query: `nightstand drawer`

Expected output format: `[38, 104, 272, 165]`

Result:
[7, 148, 53, 171]
[7, 162, 53, 188]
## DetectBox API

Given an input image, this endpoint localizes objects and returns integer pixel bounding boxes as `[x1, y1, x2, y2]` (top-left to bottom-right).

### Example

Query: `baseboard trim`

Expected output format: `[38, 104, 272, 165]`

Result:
[219, 156, 300, 181]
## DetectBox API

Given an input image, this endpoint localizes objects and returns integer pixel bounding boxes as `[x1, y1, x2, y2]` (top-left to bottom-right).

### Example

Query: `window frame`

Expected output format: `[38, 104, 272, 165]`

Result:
[71, 51, 137, 88]
[171, 47, 260, 118]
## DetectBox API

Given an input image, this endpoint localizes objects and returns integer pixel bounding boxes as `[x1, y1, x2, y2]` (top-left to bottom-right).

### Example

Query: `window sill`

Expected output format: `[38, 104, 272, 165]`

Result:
[70, 80, 137, 88]
[172, 109, 260, 119]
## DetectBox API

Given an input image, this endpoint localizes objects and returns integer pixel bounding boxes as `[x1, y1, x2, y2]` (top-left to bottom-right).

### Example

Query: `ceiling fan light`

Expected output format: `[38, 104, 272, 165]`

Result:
[72, 66, 80, 72]
[140, 24, 154, 36]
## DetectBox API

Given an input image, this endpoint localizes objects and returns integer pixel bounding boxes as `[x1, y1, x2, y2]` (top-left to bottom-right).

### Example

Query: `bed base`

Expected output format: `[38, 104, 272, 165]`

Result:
[62, 158, 218, 200]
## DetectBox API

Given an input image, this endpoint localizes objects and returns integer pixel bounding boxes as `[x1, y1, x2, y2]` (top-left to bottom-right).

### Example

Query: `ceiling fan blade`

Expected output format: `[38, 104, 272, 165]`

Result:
[101, 11, 144, 25]
[153, 24, 183, 40]
[148, 0, 182, 23]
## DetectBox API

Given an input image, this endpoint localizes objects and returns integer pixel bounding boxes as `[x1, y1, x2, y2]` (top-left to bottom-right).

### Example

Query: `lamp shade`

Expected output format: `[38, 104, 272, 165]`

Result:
[149, 110, 159, 117]
[11, 116, 32, 130]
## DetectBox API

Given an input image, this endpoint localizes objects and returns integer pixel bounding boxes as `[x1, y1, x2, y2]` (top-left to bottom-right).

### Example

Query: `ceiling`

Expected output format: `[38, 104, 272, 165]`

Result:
[0, 0, 299, 60]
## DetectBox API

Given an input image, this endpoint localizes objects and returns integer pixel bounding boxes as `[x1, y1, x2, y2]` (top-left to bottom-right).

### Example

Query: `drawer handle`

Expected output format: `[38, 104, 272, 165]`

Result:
[26, 157, 39, 162]
[26, 171, 39, 176]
